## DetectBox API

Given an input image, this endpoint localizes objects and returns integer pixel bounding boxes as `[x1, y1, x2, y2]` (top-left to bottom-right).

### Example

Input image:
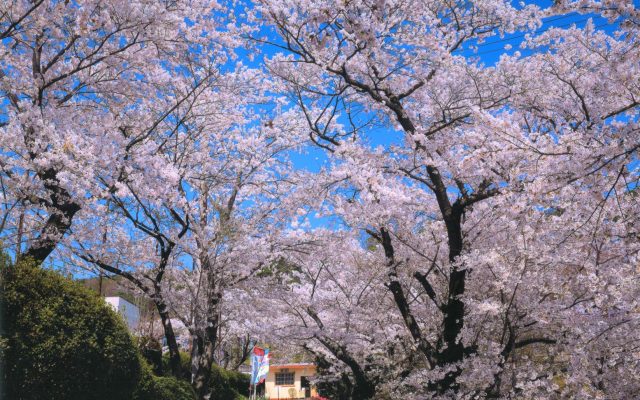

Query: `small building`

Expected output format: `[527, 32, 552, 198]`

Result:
[265, 363, 317, 399]
[105, 296, 140, 331]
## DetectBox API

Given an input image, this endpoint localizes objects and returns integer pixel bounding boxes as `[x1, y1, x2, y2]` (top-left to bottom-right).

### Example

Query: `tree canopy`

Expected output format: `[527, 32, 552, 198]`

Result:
[1, 0, 638, 398]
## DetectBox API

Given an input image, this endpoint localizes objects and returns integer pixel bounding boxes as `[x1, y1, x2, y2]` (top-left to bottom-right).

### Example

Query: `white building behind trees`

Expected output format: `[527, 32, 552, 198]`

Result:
[105, 297, 140, 332]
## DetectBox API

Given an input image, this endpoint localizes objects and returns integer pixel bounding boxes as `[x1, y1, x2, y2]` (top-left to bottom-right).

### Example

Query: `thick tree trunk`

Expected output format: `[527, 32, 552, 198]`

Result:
[192, 330, 217, 399]
[301, 69, 495, 394]
[316, 336, 377, 400]
[192, 292, 221, 400]
[435, 207, 467, 392]
[190, 333, 202, 379]
[23, 168, 80, 264]
[157, 301, 182, 378]
[384, 97, 472, 391]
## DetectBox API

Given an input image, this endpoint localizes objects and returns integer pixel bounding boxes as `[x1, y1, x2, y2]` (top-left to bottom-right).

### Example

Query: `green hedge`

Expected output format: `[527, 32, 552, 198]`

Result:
[162, 350, 192, 380]
[137, 335, 163, 375]
[210, 364, 250, 400]
[0, 257, 141, 400]
[161, 352, 250, 399]
[135, 360, 196, 400]
[153, 376, 197, 400]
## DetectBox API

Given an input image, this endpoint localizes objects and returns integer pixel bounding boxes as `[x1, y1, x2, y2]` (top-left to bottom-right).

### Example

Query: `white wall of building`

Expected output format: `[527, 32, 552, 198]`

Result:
[105, 296, 140, 331]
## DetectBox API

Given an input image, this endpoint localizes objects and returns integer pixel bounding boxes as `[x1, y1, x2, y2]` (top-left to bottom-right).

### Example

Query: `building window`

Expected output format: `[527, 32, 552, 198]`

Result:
[275, 371, 295, 386]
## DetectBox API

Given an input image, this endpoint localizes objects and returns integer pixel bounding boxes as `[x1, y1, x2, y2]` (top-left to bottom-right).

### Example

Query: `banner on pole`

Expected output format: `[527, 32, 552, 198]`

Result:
[250, 346, 270, 385]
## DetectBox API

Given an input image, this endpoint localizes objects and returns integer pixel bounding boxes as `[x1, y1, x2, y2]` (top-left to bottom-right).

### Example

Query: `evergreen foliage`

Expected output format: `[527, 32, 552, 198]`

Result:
[0, 256, 141, 400]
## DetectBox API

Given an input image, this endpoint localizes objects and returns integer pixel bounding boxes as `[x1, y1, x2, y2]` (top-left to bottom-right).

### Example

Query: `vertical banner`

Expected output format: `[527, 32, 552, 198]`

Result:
[250, 346, 265, 387]
[250, 346, 269, 399]
[256, 348, 270, 384]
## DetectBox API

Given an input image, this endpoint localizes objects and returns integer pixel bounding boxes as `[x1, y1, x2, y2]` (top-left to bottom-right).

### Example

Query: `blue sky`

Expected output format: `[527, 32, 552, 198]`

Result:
[284, 2, 627, 174]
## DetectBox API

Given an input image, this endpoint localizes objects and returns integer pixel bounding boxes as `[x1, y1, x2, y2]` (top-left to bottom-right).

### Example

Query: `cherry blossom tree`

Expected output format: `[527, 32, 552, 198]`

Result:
[0, 0, 226, 264]
[163, 106, 306, 398]
[250, 230, 394, 398]
[245, 0, 640, 397]
[0, 0, 240, 382]
[64, 64, 307, 397]
[1, 0, 638, 399]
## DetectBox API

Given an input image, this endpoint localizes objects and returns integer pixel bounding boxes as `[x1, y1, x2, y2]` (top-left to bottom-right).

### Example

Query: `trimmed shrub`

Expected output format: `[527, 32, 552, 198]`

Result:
[0, 257, 141, 400]
[137, 335, 163, 375]
[134, 360, 196, 400]
[132, 359, 158, 400]
[210, 364, 250, 400]
[160, 352, 250, 400]
[153, 376, 197, 400]
[162, 350, 192, 380]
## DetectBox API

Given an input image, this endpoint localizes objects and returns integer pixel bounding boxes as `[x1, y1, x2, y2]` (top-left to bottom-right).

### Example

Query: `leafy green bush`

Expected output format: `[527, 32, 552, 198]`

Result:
[132, 359, 157, 400]
[160, 351, 250, 400]
[162, 350, 192, 380]
[137, 335, 163, 375]
[210, 364, 250, 400]
[0, 257, 142, 400]
[134, 359, 196, 400]
[153, 376, 198, 400]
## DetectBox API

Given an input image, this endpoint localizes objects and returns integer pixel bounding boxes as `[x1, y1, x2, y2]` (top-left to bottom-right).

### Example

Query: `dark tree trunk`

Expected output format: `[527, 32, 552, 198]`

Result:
[306, 307, 378, 399]
[435, 207, 467, 392]
[157, 300, 182, 378]
[24, 168, 80, 264]
[384, 97, 472, 391]
[192, 330, 217, 399]
[192, 292, 221, 400]
[316, 336, 377, 400]
[379, 228, 435, 365]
